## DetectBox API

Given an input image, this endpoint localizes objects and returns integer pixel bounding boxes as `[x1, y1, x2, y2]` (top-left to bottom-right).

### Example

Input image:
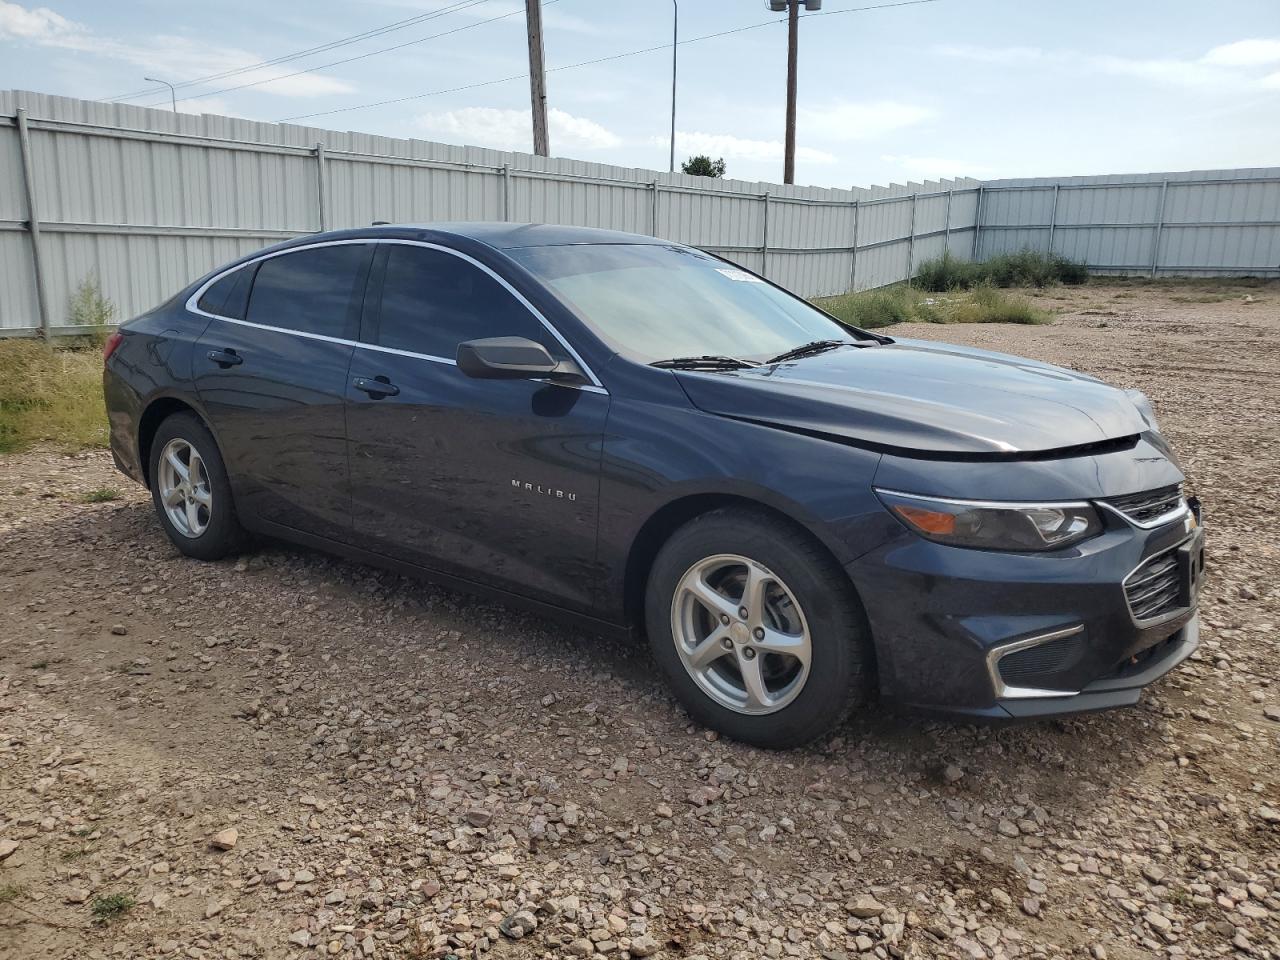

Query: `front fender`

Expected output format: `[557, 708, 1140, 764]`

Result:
[597, 396, 897, 620]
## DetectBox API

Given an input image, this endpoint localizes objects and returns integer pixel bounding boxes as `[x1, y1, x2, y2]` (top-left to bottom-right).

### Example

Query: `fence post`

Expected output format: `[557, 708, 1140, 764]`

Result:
[904, 192, 918, 282]
[847, 199, 859, 292]
[1150, 179, 1169, 278]
[943, 188, 953, 254]
[314, 142, 327, 231]
[503, 163, 512, 221]
[16, 108, 52, 340]
[1046, 184, 1060, 256]
[761, 192, 771, 279]
[971, 185, 984, 260]
[650, 180, 660, 236]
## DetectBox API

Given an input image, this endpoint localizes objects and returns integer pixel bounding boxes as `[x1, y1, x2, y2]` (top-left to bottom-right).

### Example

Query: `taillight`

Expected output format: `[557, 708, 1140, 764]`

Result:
[103, 331, 124, 363]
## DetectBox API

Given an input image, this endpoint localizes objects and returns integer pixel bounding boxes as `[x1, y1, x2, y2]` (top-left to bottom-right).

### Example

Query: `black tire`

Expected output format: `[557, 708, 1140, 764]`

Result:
[645, 507, 873, 749]
[148, 412, 247, 561]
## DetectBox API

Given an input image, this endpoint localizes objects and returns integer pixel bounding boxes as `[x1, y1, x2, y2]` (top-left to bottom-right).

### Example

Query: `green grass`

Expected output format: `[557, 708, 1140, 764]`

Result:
[914, 250, 1088, 292]
[90, 893, 135, 924]
[0, 884, 24, 905]
[81, 487, 123, 503]
[0, 340, 108, 454]
[815, 283, 1050, 329]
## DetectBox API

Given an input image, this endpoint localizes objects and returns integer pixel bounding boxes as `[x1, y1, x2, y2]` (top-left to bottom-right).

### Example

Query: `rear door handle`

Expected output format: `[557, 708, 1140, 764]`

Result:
[353, 376, 400, 398]
[207, 348, 243, 368]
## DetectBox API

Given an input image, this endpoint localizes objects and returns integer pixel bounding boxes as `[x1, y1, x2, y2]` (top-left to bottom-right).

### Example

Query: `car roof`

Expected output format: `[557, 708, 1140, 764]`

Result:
[335, 222, 670, 250]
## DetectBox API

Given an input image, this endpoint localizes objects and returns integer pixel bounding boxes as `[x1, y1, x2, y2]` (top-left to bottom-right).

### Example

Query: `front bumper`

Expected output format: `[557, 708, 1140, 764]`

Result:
[847, 499, 1205, 719]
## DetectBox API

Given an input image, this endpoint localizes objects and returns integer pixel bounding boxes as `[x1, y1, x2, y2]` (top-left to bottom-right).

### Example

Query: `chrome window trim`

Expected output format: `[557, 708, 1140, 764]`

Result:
[985, 624, 1085, 700]
[184, 236, 607, 393]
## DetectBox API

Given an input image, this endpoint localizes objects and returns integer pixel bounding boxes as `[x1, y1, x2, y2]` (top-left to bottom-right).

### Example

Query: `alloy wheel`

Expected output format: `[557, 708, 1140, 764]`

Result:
[670, 553, 812, 715]
[157, 437, 212, 538]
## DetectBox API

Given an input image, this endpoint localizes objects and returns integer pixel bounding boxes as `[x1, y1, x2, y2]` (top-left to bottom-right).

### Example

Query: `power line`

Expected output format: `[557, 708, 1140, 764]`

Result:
[109, 0, 495, 102]
[278, 0, 942, 124]
[139, 1, 561, 109]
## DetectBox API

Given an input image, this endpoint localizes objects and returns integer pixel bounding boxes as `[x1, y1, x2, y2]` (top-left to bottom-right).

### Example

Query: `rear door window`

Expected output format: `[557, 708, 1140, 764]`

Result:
[373, 244, 553, 358]
[246, 244, 372, 340]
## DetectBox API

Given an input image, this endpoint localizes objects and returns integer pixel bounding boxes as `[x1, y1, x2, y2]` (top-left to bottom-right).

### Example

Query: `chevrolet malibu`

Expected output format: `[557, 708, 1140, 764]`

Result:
[103, 223, 1205, 748]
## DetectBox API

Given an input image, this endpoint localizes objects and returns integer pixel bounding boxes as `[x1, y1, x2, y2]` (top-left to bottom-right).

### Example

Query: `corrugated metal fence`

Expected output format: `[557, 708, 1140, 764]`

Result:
[2, 89, 1277, 337]
[975, 170, 1280, 276]
[0, 90, 978, 336]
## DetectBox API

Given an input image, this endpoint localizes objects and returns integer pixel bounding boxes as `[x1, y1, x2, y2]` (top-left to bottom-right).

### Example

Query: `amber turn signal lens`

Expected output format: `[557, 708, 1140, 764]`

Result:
[893, 504, 957, 535]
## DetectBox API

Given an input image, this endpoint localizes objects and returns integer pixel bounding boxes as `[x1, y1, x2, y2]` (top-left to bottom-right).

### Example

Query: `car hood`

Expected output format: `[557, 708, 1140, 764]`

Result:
[673, 338, 1149, 456]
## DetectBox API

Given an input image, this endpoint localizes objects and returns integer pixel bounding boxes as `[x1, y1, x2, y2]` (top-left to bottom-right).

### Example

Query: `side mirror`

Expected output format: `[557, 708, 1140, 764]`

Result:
[456, 336, 587, 384]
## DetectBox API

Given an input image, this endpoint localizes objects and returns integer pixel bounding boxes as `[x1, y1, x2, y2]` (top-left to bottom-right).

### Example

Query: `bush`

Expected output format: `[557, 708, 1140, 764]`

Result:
[67, 273, 117, 346]
[913, 250, 1088, 291]
[814, 283, 1048, 329]
[0, 340, 108, 454]
[913, 252, 984, 292]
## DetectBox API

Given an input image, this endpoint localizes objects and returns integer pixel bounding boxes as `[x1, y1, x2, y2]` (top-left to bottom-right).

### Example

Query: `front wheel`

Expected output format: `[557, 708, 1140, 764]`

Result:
[645, 508, 873, 748]
[148, 412, 246, 561]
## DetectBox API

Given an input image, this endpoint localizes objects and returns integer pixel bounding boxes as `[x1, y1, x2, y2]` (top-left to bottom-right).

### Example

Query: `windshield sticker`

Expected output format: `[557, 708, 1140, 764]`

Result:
[715, 268, 764, 283]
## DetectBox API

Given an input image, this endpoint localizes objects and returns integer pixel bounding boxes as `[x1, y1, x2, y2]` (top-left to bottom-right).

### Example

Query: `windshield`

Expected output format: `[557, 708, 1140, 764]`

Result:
[505, 243, 860, 364]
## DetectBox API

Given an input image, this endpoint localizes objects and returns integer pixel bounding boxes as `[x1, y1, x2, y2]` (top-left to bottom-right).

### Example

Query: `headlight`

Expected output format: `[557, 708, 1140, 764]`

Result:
[875, 489, 1103, 552]
[1124, 389, 1159, 432]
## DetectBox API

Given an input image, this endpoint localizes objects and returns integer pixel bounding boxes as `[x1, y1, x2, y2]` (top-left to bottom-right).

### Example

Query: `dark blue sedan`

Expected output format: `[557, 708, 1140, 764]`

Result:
[103, 223, 1204, 747]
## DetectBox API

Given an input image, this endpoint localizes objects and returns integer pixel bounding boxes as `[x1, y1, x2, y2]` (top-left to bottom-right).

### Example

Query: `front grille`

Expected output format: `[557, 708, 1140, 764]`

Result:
[1124, 550, 1182, 621]
[998, 632, 1085, 686]
[1102, 484, 1184, 526]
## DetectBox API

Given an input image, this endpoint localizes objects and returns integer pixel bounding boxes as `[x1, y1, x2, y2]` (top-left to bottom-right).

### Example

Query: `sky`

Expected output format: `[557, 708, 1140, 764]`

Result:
[1, 0, 1278, 189]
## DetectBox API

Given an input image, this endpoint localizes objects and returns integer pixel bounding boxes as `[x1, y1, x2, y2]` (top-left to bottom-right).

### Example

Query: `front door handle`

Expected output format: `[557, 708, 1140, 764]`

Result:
[353, 376, 400, 398]
[207, 348, 243, 368]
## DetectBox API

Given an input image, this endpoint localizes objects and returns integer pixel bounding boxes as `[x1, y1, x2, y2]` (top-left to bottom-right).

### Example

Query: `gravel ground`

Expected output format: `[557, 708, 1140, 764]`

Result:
[1, 281, 1278, 960]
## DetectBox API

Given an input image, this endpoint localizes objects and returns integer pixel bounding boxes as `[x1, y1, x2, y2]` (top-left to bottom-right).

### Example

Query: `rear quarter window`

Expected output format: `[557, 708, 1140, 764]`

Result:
[196, 265, 255, 319]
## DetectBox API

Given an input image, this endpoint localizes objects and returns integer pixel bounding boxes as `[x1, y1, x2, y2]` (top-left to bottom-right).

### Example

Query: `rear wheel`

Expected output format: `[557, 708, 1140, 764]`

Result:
[645, 508, 873, 748]
[148, 413, 246, 561]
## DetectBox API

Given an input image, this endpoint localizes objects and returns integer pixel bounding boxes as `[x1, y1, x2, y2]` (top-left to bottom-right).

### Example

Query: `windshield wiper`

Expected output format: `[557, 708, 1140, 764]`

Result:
[650, 355, 761, 370]
[766, 339, 853, 364]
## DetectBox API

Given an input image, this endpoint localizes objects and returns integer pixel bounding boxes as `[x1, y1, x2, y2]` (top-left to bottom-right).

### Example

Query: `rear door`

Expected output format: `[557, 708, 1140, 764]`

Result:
[193, 241, 373, 540]
[345, 241, 610, 612]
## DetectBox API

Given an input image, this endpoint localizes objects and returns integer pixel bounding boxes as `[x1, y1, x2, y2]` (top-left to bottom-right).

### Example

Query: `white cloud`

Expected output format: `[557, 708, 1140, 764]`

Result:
[0, 0, 77, 41]
[416, 106, 621, 151]
[880, 154, 994, 179]
[800, 100, 935, 142]
[1201, 38, 1280, 67]
[938, 37, 1280, 93]
[934, 44, 1044, 65]
[0, 0, 353, 98]
[660, 130, 836, 165]
[176, 95, 233, 117]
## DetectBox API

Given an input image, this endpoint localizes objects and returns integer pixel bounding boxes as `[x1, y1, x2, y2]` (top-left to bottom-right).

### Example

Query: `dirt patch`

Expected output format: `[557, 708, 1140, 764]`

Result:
[1, 282, 1278, 960]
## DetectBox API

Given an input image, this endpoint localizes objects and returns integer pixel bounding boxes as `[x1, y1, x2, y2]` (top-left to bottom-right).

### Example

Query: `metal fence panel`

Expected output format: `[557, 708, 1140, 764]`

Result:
[2, 87, 1275, 336]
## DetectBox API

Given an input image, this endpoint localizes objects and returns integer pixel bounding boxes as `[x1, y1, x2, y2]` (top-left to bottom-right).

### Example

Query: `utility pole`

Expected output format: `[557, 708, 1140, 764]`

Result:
[783, 2, 798, 184]
[770, 0, 821, 185]
[525, 0, 549, 157]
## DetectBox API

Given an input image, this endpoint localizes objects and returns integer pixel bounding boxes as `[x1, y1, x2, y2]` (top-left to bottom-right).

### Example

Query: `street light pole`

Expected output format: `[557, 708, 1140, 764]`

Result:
[145, 76, 177, 113]
[669, 0, 678, 173]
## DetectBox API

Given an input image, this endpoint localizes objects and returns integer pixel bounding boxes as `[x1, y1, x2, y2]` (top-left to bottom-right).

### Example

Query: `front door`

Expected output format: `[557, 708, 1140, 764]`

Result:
[193, 242, 373, 540]
[345, 242, 609, 612]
